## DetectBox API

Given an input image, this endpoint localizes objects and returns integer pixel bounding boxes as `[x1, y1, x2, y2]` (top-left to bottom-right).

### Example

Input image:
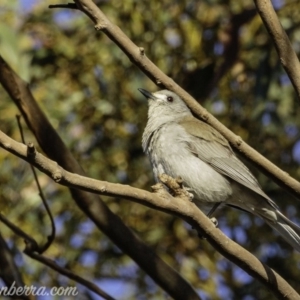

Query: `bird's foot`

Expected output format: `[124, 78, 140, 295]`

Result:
[210, 217, 218, 228]
[181, 186, 194, 201]
[196, 217, 219, 239]
[157, 174, 194, 201]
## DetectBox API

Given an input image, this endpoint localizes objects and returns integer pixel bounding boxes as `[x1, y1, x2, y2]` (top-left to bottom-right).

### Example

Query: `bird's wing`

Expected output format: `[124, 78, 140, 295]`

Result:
[179, 117, 276, 207]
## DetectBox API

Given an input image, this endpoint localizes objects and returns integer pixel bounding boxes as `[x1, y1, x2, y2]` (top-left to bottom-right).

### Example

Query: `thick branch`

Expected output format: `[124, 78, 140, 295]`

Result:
[0, 131, 299, 300]
[254, 0, 300, 99]
[0, 55, 200, 300]
[0, 234, 32, 300]
[68, 0, 300, 201]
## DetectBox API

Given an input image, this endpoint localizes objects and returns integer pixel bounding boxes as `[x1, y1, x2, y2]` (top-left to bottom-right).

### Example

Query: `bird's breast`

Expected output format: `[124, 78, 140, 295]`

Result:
[145, 124, 232, 207]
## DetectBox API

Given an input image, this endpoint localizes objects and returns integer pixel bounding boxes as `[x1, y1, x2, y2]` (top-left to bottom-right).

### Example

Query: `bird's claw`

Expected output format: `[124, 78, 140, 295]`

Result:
[210, 217, 218, 228]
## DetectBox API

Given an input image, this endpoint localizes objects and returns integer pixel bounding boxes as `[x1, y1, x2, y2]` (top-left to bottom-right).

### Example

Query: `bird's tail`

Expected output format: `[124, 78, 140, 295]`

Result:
[263, 210, 300, 252]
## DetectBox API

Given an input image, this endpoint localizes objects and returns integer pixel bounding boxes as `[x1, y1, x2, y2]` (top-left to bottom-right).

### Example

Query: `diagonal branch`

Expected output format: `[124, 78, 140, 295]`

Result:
[17, 116, 56, 254]
[61, 0, 300, 201]
[0, 131, 299, 300]
[0, 213, 115, 300]
[24, 250, 116, 300]
[0, 55, 200, 300]
[253, 0, 300, 99]
[0, 233, 32, 300]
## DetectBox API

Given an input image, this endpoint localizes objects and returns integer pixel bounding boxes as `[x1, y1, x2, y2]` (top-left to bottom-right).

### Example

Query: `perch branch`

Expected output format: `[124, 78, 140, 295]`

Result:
[0, 131, 298, 300]
[254, 0, 300, 99]
[0, 54, 200, 300]
[59, 0, 300, 201]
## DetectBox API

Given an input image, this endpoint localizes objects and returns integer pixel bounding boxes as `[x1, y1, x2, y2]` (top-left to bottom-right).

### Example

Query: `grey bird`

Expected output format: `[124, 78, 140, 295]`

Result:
[139, 88, 300, 252]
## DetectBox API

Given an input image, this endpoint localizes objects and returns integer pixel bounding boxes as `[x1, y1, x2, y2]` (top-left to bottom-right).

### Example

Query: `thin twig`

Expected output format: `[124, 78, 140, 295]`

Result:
[0, 54, 200, 300]
[49, 3, 77, 9]
[253, 0, 300, 99]
[0, 213, 39, 251]
[49, 0, 300, 202]
[0, 130, 298, 300]
[0, 234, 32, 300]
[0, 213, 115, 300]
[24, 250, 116, 300]
[16, 115, 56, 253]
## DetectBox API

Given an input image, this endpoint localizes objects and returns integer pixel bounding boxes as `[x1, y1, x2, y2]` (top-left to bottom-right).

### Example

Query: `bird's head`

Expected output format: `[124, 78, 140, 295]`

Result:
[138, 89, 191, 120]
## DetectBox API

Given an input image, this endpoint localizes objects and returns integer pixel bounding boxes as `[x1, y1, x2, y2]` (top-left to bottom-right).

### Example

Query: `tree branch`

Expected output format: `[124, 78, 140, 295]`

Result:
[17, 116, 56, 254]
[0, 55, 200, 300]
[0, 131, 299, 300]
[0, 213, 115, 300]
[253, 0, 300, 99]
[0, 233, 32, 300]
[62, 0, 300, 201]
[1, 1, 299, 298]
[24, 250, 116, 300]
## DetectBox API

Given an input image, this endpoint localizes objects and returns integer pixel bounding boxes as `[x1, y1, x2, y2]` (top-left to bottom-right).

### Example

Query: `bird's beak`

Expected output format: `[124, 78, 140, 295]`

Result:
[138, 88, 156, 100]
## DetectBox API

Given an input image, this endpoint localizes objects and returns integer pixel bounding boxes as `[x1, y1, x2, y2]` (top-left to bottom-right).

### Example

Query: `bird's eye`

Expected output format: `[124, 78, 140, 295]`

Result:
[167, 96, 173, 102]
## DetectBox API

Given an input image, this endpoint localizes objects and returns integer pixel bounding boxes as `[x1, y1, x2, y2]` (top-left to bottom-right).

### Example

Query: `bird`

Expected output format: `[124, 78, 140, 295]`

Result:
[138, 88, 300, 252]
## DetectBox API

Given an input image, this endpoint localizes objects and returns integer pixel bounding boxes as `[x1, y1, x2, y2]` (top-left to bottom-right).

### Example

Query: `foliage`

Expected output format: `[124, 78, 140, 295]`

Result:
[0, 0, 300, 299]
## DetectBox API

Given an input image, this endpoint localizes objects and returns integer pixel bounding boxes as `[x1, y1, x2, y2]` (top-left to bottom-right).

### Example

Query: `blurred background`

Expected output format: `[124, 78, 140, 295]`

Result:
[0, 0, 300, 299]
